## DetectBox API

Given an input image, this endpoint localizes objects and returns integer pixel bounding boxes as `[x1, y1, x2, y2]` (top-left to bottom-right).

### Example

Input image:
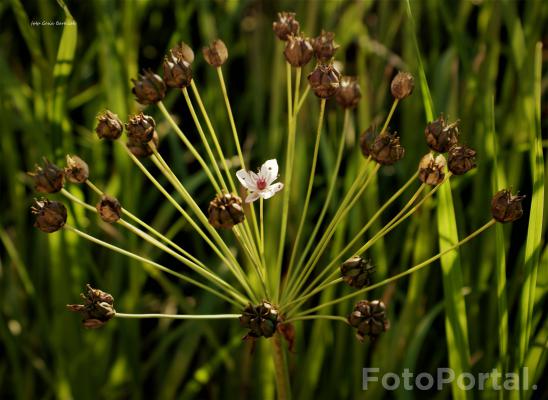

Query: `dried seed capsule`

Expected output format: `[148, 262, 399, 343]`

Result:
[64, 155, 89, 184]
[28, 158, 64, 193]
[208, 193, 245, 229]
[31, 198, 67, 233]
[335, 76, 361, 109]
[170, 42, 195, 64]
[284, 34, 314, 67]
[312, 30, 339, 62]
[131, 69, 166, 105]
[307, 62, 340, 98]
[127, 131, 159, 158]
[126, 113, 156, 143]
[390, 71, 415, 100]
[163, 50, 193, 88]
[424, 115, 459, 153]
[369, 131, 405, 165]
[95, 110, 124, 140]
[340, 256, 375, 289]
[273, 12, 300, 41]
[447, 144, 477, 175]
[67, 284, 115, 329]
[96, 195, 122, 223]
[359, 126, 376, 158]
[348, 300, 390, 342]
[203, 39, 228, 67]
[491, 189, 525, 223]
[239, 301, 280, 339]
[418, 153, 447, 185]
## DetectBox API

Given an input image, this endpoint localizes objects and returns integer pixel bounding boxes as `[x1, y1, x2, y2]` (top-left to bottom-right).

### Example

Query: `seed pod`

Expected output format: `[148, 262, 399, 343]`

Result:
[203, 39, 228, 67]
[28, 158, 64, 193]
[273, 12, 300, 41]
[368, 131, 405, 165]
[95, 110, 124, 140]
[163, 50, 193, 88]
[418, 153, 446, 185]
[390, 71, 415, 100]
[284, 34, 314, 67]
[126, 131, 159, 158]
[96, 195, 122, 223]
[170, 42, 195, 64]
[335, 76, 361, 109]
[447, 145, 477, 175]
[424, 115, 459, 153]
[64, 155, 89, 184]
[126, 113, 156, 144]
[340, 256, 375, 289]
[307, 62, 340, 98]
[491, 189, 525, 223]
[348, 300, 390, 342]
[131, 69, 166, 105]
[67, 284, 115, 329]
[359, 126, 376, 158]
[31, 198, 67, 233]
[239, 301, 280, 339]
[312, 30, 339, 62]
[208, 193, 245, 229]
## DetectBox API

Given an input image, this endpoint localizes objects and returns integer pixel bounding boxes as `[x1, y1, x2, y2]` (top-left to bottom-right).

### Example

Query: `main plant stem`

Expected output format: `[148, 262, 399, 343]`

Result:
[272, 334, 291, 400]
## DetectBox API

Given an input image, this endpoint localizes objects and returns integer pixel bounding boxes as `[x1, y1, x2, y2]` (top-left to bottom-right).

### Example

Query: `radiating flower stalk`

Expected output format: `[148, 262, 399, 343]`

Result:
[28, 11, 525, 400]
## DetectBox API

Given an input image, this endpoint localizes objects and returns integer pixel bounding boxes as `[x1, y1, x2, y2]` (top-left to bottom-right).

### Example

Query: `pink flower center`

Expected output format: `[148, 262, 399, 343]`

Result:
[256, 177, 267, 190]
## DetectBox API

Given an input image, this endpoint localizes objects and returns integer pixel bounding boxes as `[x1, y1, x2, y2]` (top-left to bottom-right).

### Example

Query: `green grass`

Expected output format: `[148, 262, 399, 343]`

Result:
[0, 1, 546, 399]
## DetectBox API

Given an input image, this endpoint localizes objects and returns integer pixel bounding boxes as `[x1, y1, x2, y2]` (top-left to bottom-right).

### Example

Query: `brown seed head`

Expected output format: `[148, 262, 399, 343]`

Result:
[424, 115, 459, 153]
[239, 301, 280, 339]
[203, 39, 228, 67]
[390, 71, 415, 100]
[367, 131, 405, 165]
[28, 158, 64, 193]
[335, 76, 361, 109]
[131, 69, 166, 105]
[447, 145, 477, 175]
[307, 62, 341, 98]
[163, 50, 193, 88]
[64, 155, 89, 184]
[170, 42, 195, 64]
[67, 284, 115, 329]
[31, 198, 67, 233]
[312, 30, 339, 62]
[418, 153, 447, 185]
[96, 195, 122, 223]
[208, 193, 245, 229]
[126, 113, 156, 143]
[491, 189, 525, 223]
[272, 12, 300, 41]
[95, 110, 123, 140]
[284, 34, 314, 67]
[348, 300, 390, 342]
[340, 256, 375, 289]
[127, 131, 159, 158]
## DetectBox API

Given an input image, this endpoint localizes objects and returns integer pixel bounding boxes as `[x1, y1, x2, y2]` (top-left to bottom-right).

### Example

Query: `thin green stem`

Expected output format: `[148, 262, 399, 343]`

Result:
[272, 333, 291, 400]
[381, 98, 399, 134]
[182, 86, 228, 190]
[64, 224, 247, 307]
[260, 197, 264, 258]
[282, 110, 350, 301]
[157, 101, 221, 193]
[292, 219, 497, 317]
[284, 314, 348, 324]
[115, 313, 241, 320]
[285, 98, 326, 287]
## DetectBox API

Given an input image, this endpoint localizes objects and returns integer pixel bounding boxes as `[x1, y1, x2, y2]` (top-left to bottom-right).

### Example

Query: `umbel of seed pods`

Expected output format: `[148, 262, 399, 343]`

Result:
[30, 11, 527, 341]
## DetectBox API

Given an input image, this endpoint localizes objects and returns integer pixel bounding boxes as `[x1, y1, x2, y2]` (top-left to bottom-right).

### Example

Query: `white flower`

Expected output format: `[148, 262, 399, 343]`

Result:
[236, 159, 284, 203]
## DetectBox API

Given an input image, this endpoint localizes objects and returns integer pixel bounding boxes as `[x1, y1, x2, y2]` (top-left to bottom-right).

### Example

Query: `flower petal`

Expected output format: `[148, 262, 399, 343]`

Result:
[260, 159, 279, 185]
[245, 191, 261, 203]
[260, 182, 284, 200]
[236, 169, 256, 190]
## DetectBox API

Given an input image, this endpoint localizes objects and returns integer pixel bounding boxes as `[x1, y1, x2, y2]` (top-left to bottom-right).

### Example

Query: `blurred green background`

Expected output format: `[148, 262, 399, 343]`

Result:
[0, 0, 547, 399]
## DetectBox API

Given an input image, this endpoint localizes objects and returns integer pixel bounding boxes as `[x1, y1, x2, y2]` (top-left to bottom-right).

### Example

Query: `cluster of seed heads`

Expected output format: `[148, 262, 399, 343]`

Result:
[27, 10, 527, 345]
